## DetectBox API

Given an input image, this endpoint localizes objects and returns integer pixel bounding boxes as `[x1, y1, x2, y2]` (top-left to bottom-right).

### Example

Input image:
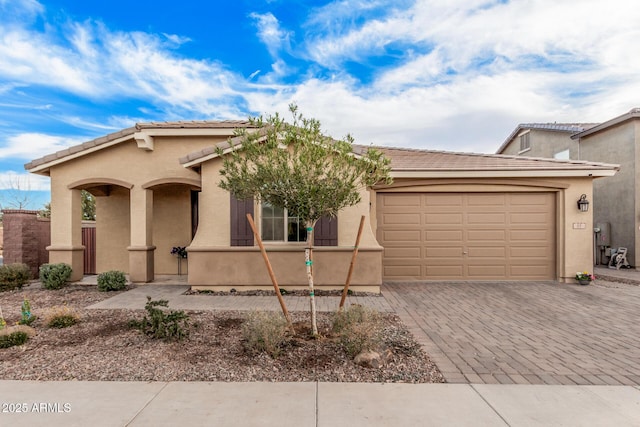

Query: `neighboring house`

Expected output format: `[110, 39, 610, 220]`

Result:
[25, 121, 618, 290]
[497, 108, 640, 268]
[495, 123, 598, 160]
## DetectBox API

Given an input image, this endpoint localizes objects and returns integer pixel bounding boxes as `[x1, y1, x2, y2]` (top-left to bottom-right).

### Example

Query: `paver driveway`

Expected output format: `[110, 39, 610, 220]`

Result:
[383, 281, 640, 385]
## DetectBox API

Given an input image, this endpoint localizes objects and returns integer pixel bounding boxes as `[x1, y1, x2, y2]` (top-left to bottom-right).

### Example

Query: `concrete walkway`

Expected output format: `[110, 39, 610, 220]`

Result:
[1, 380, 639, 427]
[87, 285, 394, 312]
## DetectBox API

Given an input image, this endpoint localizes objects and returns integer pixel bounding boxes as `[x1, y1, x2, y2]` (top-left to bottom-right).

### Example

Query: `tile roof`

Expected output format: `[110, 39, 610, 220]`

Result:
[571, 108, 640, 139]
[370, 146, 619, 172]
[496, 122, 598, 154]
[25, 120, 256, 171]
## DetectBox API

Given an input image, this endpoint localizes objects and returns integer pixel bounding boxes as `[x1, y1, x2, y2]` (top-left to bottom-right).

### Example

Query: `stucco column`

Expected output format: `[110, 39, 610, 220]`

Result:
[47, 188, 84, 281]
[128, 187, 155, 282]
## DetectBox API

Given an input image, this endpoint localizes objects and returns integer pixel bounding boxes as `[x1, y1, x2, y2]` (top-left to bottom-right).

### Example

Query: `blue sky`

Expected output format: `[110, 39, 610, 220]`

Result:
[1, 0, 639, 210]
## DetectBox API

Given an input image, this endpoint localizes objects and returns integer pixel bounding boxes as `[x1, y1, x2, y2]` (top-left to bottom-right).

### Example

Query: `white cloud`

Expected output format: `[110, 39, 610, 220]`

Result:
[0, 170, 50, 191]
[250, 12, 291, 58]
[0, 133, 82, 160]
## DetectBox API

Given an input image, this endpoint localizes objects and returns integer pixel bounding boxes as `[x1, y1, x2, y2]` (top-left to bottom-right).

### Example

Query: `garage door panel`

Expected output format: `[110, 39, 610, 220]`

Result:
[424, 194, 463, 206]
[467, 247, 506, 257]
[378, 192, 555, 281]
[383, 230, 421, 242]
[425, 213, 463, 225]
[510, 265, 553, 278]
[384, 265, 421, 278]
[424, 247, 463, 257]
[510, 212, 550, 224]
[467, 264, 507, 277]
[383, 213, 422, 225]
[467, 194, 506, 206]
[510, 247, 548, 258]
[425, 265, 464, 277]
[384, 247, 421, 258]
[467, 213, 506, 224]
[510, 230, 550, 241]
[383, 194, 421, 207]
[425, 230, 464, 241]
[467, 230, 506, 241]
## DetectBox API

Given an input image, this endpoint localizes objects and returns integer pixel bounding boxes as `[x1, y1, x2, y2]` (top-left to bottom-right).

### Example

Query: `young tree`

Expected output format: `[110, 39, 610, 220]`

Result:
[218, 105, 392, 335]
[39, 190, 96, 220]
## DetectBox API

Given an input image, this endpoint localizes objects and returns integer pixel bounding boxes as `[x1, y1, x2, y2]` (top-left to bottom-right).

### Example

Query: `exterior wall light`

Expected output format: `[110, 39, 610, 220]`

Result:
[577, 194, 589, 212]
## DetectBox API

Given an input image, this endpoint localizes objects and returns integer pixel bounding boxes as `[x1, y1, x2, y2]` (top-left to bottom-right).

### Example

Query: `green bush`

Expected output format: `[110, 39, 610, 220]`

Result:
[97, 270, 127, 292]
[45, 305, 80, 328]
[0, 263, 32, 292]
[333, 305, 383, 357]
[0, 331, 29, 348]
[241, 311, 289, 358]
[39, 263, 72, 290]
[130, 297, 190, 341]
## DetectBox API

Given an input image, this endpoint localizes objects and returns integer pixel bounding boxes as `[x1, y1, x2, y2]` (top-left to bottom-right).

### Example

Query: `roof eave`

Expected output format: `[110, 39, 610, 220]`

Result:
[390, 169, 618, 179]
[572, 108, 640, 140]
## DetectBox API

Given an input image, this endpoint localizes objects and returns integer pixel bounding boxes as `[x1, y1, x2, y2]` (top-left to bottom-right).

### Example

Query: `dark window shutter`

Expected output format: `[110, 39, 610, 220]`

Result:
[314, 216, 338, 246]
[230, 194, 254, 246]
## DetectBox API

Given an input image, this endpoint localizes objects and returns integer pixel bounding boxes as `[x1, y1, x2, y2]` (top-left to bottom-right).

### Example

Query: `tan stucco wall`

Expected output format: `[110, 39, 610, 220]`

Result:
[188, 247, 382, 292]
[96, 186, 130, 273]
[579, 121, 637, 266]
[186, 156, 383, 290]
[373, 177, 596, 283]
[46, 135, 224, 279]
[153, 185, 192, 274]
[190, 160, 229, 247]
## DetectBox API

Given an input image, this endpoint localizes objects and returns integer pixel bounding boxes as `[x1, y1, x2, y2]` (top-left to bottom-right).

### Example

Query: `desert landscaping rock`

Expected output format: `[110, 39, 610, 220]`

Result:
[0, 285, 444, 383]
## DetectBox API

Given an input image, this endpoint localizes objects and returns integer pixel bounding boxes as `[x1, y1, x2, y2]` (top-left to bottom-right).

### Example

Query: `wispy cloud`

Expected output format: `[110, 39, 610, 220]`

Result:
[0, 133, 82, 160]
[0, 170, 50, 192]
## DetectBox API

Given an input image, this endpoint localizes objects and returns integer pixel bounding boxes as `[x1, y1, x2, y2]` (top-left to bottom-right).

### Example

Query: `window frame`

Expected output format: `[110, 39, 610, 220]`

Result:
[260, 202, 308, 243]
[518, 131, 531, 153]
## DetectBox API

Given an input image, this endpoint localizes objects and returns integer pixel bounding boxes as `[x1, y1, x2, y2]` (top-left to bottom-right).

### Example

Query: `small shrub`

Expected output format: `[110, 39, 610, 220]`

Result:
[0, 331, 29, 348]
[241, 311, 289, 358]
[45, 305, 80, 328]
[333, 305, 383, 357]
[0, 263, 32, 292]
[97, 270, 127, 292]
[130, 297, 190, 341]
[39, 263, 72, 290]
[18, 297, 36, 326]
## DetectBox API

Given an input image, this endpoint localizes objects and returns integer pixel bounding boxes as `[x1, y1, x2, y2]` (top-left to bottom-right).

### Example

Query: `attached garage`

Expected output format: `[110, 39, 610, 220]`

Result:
[377, 192, 556, 281]
[373, 146, 620, 284]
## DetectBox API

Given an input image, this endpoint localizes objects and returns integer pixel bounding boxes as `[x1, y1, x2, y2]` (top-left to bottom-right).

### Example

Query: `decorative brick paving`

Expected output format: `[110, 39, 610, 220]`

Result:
[383, 281, 640, 385]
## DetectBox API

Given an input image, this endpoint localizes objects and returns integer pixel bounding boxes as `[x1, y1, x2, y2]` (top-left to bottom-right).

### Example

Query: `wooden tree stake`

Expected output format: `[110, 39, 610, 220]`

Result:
[339, 215, 366, 309]
[245, 213, 293, 329]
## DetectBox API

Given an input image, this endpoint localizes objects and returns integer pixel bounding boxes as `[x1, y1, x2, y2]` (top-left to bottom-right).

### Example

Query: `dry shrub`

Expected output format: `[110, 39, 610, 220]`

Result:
[241, 311, 289, 358]
[44, 305, 80, 328]
[333, 305, 383, 357]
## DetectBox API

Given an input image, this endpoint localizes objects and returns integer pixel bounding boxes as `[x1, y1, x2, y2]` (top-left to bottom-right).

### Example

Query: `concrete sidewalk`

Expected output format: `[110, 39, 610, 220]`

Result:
[1, 381, 639, 426]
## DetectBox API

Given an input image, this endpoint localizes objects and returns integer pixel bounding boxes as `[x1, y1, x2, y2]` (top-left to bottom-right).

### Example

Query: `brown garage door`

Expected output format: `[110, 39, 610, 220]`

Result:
[377, 192, 556, 281]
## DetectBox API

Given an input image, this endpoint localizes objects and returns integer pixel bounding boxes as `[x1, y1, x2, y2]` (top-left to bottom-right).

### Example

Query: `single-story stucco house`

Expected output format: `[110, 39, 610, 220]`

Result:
[25, 121, 619, 291]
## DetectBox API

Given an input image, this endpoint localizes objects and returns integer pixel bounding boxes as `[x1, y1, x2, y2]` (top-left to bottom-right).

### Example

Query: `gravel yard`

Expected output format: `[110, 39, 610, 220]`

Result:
[0, 284, 444, 383]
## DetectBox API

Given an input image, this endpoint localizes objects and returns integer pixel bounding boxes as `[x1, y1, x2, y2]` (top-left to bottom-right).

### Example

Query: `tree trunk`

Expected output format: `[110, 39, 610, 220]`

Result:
[305, 220, 318, 336]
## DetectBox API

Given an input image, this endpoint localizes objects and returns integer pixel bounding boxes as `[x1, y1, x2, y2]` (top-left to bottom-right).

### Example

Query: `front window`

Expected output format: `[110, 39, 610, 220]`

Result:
[261, 203, 307, 242]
